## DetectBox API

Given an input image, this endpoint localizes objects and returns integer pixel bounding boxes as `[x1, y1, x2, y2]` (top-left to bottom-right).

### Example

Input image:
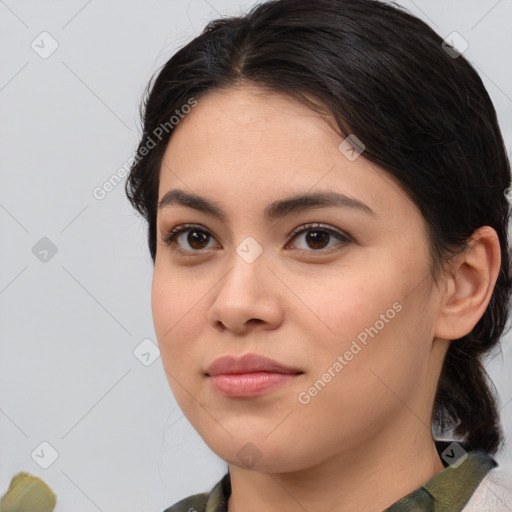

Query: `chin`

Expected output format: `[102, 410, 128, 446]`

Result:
[202, 432, 313, 474]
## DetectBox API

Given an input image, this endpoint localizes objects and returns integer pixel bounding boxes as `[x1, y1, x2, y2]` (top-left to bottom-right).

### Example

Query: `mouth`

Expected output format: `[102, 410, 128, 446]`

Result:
[205, 353, 304, 398]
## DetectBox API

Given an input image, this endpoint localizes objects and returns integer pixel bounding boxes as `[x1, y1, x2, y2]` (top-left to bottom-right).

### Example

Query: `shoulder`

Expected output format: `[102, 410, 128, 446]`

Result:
[463, 467, 512, 512]
[161, 491, 209, 512]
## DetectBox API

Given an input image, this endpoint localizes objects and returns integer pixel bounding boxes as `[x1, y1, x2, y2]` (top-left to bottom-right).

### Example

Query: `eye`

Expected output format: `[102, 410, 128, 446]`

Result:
[163, 222, 351, 254]
[286, 223, 352, 252]
[163, 224, 219, 253]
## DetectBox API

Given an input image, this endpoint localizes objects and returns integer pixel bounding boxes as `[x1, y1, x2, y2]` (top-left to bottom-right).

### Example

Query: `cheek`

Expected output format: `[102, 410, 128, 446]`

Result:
[302, 268, 405, 352]
[292, 305, 429, 447]
[297, 262, 432, 405]
[151, 265, 197, 337]
[151, 277, 206, 414]
[151, 269, 201, 371]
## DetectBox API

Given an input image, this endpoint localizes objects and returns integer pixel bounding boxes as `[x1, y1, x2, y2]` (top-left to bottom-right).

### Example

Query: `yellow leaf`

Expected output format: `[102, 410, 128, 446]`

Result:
[1, 472, 56, 512]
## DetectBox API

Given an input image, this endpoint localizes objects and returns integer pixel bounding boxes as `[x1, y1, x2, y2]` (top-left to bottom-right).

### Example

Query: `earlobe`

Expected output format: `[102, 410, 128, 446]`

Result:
[434, 226, 501, 341]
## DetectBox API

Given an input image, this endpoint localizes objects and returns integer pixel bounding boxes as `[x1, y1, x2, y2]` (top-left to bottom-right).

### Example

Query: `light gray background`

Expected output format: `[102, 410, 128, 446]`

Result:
[1, 1, 511, 510]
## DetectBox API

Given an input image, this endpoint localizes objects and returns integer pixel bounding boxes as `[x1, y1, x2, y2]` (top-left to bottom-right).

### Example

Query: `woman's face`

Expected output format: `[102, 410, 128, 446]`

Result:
[152, 85, 448, 472]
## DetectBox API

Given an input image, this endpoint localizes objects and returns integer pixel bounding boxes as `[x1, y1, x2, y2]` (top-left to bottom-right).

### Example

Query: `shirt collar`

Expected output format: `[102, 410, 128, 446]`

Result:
[200, 440, 497, 512]
[384, 440, 497, 511]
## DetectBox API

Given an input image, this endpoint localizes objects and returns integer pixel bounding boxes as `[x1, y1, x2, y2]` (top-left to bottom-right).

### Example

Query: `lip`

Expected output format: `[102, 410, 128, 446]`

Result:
[206, 353, 303, 398]
[206, 353, 301, 376]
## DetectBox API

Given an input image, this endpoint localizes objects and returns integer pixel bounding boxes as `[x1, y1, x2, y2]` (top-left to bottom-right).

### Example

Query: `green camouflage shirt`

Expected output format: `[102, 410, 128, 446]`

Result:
[163, 441, 498, 512]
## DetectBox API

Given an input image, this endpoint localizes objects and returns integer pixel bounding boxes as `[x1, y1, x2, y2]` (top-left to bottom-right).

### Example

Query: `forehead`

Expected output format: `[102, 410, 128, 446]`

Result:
[157, 85, 417, 225]
[169, 86, 338, 154]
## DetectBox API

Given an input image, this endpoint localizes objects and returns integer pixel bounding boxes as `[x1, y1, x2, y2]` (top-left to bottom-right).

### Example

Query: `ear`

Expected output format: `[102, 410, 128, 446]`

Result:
[434, 226, 501, 341]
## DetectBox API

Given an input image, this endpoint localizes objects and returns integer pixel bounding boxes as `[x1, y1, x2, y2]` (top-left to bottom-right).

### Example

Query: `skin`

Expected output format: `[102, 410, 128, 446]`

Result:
[151, 84, 501, 511]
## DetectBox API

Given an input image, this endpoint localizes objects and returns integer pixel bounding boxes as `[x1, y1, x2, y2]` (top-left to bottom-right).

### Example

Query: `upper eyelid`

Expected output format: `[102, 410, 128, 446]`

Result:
[288, 223, 349, 239]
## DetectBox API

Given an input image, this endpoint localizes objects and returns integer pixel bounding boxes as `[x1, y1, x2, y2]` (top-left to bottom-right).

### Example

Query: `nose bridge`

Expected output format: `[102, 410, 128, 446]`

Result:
[207, 237, 282, 332]
[221, 235, 268, 296]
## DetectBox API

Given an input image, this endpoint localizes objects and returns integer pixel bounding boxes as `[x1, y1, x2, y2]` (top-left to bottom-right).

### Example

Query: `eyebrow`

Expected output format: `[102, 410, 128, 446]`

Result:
[158, 189, 375, 221]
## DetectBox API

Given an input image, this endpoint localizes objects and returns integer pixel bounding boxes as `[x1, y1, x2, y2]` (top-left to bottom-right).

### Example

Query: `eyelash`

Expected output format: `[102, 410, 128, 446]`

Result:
[162, 222, 352, 255]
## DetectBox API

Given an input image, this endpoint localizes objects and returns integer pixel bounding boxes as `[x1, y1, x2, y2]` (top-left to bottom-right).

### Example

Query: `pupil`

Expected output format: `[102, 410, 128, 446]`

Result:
[307, 230, 329, 249]
[189, 230, 208, 249]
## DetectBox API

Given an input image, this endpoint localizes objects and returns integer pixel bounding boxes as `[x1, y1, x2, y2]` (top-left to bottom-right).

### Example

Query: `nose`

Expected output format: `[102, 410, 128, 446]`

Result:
[206, 248, 284, 335]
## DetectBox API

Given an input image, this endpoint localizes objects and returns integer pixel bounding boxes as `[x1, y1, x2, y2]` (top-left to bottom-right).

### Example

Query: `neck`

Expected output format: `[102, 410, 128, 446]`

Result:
[227, 427, 446, 512]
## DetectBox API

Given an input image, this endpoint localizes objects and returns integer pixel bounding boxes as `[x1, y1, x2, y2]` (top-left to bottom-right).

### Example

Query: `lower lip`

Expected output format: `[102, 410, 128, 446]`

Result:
[208, 371, 300, 397]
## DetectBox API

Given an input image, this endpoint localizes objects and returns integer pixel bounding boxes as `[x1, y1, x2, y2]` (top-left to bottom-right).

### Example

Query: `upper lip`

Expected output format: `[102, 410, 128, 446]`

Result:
[206, 353, 303, 376]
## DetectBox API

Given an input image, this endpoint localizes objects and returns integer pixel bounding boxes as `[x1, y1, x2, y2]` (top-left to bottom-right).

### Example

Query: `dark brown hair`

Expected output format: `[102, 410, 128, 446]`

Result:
[125, 0, 512, 454]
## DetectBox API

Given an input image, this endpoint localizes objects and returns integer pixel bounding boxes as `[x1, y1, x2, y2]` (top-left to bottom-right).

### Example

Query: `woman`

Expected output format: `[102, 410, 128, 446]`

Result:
[125, 0, 512, 510]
